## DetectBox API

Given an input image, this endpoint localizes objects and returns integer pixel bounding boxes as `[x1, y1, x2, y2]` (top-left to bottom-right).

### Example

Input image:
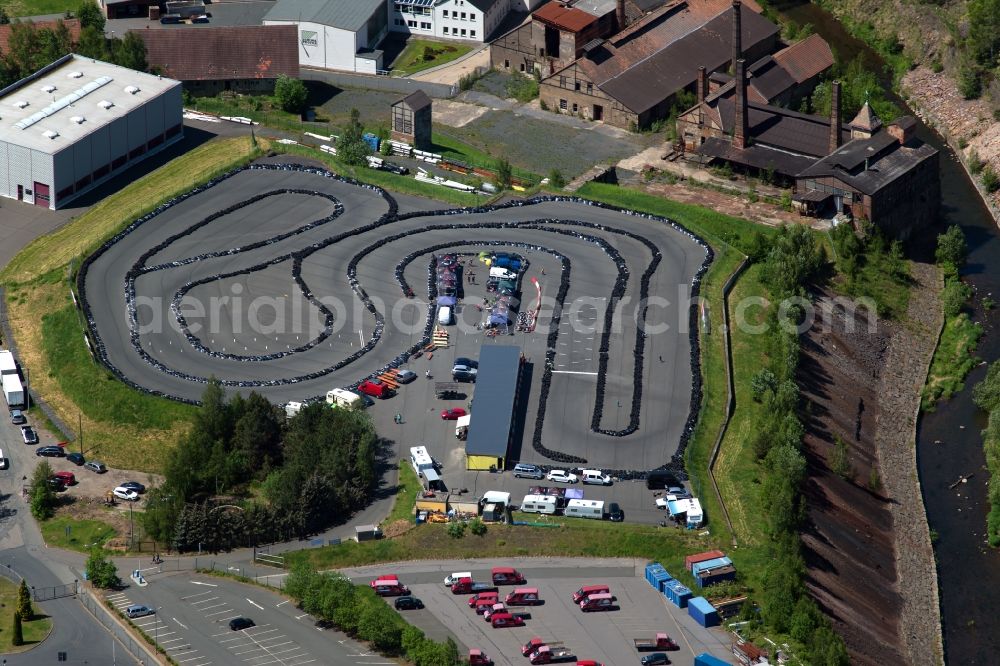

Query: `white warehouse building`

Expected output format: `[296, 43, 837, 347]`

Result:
[264, 0, 389, 74]
[0, 54, 182, 210]
[390, 0, 545, 43]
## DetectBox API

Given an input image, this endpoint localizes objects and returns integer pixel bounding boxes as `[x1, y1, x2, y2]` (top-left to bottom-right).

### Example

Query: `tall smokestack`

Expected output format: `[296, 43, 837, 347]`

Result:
[829, 80, 841, 153]
[734, 58, 748, 149]
[617, 0, 626, 31]
[698, 66, 707, 104]
[732, 0, 742, 69]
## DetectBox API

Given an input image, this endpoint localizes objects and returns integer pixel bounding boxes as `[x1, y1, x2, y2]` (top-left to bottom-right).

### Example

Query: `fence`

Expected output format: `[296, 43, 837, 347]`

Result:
[33, 580, 78, 601]
[79, 589, 159, 665]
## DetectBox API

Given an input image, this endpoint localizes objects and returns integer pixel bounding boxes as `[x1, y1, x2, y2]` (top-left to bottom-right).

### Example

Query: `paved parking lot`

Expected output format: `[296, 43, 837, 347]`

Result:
[112, 572, 387, 666]
[342, 559, 734, 666]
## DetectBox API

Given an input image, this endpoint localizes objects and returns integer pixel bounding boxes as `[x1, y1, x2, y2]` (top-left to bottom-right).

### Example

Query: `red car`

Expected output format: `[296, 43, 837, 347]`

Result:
[490, 612, 524, 628]
[441, 407, 468, 420]
[358, 380, 393, 399]
[52, 471, 76, 486]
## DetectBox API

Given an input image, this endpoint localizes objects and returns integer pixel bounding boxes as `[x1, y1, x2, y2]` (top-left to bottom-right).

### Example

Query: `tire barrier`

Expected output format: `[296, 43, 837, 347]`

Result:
[76, 163, 711, 476]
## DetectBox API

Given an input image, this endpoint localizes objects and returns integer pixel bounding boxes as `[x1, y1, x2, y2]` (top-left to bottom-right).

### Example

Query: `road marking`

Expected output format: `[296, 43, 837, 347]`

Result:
[159, 637, 186, 645]
[205, 608, 237, 617]
[173, 617, 189, 630]
[191, 581, 218, 587]
[276, 600, 290, 607]
[295, 613, 309, 620]
[247, 598, 264, 610]
[182, 591, 215, 601]
[191, 596, 219, 605]
[550, 370, 598, 375]
[219, 614, 243, 622]
[177, 656, 208, 663]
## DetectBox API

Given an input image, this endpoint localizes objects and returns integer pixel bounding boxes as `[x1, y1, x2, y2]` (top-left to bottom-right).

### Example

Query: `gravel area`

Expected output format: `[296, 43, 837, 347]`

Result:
[874, 260, 945, 666]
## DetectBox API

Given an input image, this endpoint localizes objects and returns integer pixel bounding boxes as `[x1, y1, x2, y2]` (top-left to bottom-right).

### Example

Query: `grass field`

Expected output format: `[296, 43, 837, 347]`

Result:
[922, 311, 982, 410]
[0, 0, 75, 17]
[382, 460, 421, 526]
[40, 516, 117, 553]
[391, 39, 473, 76]
[0, 577, 52, 652]
[2, 137, 262, 472]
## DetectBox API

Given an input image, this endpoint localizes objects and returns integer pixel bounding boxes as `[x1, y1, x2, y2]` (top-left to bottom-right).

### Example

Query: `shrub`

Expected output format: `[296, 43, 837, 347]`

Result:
[12, 611, 22, 646]
[274, 75, 308, 114]
[941, 279, 973, 318]
[16, 580, 32, 620]
[548, 168, 566, 189]
[830, 436, 852, 479]
[446, 521, 466, 539]
[469, 518, 487, 536]
[982, 166, 1000, 193]
[969, 149, 984, 174]
[494, 157, 512, 190]
[959, 64, 983, 99]
[86, 549, 121, 589]
[750, 369, 778, 402]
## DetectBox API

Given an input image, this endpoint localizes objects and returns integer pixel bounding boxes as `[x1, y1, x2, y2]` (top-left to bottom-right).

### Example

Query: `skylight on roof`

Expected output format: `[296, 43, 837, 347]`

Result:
[42, 129, 59, 139]
[124, 85, 140, 95]
[98, 100, 114, 109]
[13, 100, 28, 109]
[67, 71, 83, 79]
[70, 116, 85, 124]
[41, 85, 56, 93]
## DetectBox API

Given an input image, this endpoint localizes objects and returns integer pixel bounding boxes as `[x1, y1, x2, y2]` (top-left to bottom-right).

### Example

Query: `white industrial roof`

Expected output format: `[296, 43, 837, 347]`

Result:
[0, 54, 180, 155]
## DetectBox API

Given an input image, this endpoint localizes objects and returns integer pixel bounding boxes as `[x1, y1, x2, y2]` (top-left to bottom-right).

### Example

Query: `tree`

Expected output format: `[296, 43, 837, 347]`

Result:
[494, 156, 513, 190]
[11, 611, 23, 646]
[547, 168, 566, 189]
[16, 579, 32, 621]
[983, 166, 1000, 193]
[966, 0, 1000, 68]
[974, 362, 1000, 412]
[941, 279, 972, 318]
[358, 601, 402, 653]
[76, 0, 106, 31]
[935, 225, 967, 269]
[830, 436, 851, 479]
[338, 108, 370, 167]
[85, 548, 120, 589]
[112, 31, 147, 71]
[29, 460, 57, 520]
[759, 224, 825, 299]
[750, 369, 777, 402]
[274, 75, 308, 114]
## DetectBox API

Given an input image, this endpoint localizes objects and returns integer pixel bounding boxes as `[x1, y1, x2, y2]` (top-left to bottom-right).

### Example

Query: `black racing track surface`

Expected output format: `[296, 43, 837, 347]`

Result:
[79, 163, 709, 473]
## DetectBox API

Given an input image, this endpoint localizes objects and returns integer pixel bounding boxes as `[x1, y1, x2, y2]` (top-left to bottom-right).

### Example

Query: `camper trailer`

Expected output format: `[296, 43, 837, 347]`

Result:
[326, 388, 362, 409]
[519, 494, 558, 514]
[564, 499, 605, 520]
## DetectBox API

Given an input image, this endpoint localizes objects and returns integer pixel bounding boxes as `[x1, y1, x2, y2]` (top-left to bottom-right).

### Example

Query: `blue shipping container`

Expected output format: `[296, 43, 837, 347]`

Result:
[663, 580, 692, 608]
[651, 570, 673, 593]
[644, 562, 665, 586]
[362, 133, 380, 151]
[688, 596, 720, 628]
[694, 653, 730, 666]
[692, 556, 733, 576]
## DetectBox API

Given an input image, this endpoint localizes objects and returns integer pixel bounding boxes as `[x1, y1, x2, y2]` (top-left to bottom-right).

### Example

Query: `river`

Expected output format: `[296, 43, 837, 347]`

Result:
[778, 2, 1000, 663]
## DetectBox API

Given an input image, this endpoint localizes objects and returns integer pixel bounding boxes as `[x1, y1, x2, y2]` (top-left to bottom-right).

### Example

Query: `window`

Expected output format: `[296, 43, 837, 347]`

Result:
[470, 30, 476, 37]
[393, 106, 413, 134]
[470, 13, 475, 20]
[443, 26, 449, 33]
[408, 19, 416, 26]
[574, 81, 581, 91]
[460, 28, 466, 36]
[572, 103, 578, 113]
[443, 9, 448, 16]
[586, 83, 592, 94]
[520, 63, 526, 72]
[559, 99, 567, 110]
[461, 12, 466, 19]
[559, 76, 566, 88]
[421, 21, 431, 29]
[504, 59, 510, 68]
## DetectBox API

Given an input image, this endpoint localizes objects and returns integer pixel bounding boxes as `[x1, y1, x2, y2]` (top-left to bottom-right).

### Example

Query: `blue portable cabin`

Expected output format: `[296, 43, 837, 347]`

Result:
[688, 596, 720, 627]
[691, 557, 733, 577]
[362, 133, 380, 151]
[693, 654, 730, 666]
[644, 563, 666, 586]
[662, 579, 692, 608]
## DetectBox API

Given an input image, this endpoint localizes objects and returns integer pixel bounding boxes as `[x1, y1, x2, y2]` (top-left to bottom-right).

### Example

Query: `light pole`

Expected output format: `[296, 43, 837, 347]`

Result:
[154, 606, 163, 649]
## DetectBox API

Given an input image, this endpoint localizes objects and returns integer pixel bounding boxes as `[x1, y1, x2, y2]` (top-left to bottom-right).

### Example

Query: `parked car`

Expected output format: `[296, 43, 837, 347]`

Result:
[52, 471, 75, 486]
[606, 502, 624, 522]
[113, 487, 139, 502]
[452, 366, 477, 382]
[47, 478, 65, 491]
[120, 481, 146, 494]
[640, 653, 670, 665]
[9, 410, 26, 425]
[396, 369, 417, 384]
[513, 463, 544, 479]
[441, 408, 468, 420]
[125, 604, 155, 619]
[581, 469, 612, 485]
[20, 425, 38, 444]
[84, 461, 107, 474]
[36, 446, 65, 457]
[546, 469, 577, 484]
[490, 611, 525, 628]
[358, 380, 393, 399]
[0, 452, 7, 470]
[394, 596, 424, 610]
[66, 452, 85, 466]
[229, 617, 254, 631]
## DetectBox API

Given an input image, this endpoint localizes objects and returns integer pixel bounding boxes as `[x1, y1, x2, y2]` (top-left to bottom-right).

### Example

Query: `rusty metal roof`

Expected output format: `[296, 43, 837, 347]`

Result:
[772, 33, 834, 84]
[134, 25, 299, 81]
[698, 136, 817, 176]
[396, 89, 432, 111]
[716, 98, 850, 157]
[533, 2, 597, 32]
[746, 56, 795, 101]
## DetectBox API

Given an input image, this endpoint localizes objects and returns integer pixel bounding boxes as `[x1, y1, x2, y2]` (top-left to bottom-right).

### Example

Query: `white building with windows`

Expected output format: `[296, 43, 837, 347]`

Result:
[390, 0, 543, 43]
[264, 0, 389, 74]
[0, 54, 181, 210]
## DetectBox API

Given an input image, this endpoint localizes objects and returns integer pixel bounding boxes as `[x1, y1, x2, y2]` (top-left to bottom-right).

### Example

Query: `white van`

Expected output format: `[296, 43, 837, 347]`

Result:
[444, 571, 473, 586]
[284, 401, 303, 419]
[438, 305, 453, 325]
[489, 267, 517, 280]
[520, 494, 558, 514]
[581, 469, 612, 486]
[326, 388, 362, 409]
[564, 499, 605, 520]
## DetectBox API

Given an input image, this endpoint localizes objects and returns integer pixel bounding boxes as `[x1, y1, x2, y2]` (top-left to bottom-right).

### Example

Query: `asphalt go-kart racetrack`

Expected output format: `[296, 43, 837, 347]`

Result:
[79, 162, 710, 473]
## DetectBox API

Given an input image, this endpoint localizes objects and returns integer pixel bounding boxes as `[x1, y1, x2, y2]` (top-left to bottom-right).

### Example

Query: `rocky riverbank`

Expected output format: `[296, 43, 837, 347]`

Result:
[901, 66, 1000, 223]
[874, 261, 945, 666]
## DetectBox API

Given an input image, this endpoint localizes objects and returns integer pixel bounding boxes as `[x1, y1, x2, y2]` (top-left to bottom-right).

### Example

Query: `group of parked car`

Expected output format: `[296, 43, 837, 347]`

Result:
[512, 464, 613, 486]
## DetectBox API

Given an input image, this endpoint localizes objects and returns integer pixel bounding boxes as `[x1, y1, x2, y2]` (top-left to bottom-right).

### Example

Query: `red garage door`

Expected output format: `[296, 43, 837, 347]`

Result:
[34, 182, 50, 207]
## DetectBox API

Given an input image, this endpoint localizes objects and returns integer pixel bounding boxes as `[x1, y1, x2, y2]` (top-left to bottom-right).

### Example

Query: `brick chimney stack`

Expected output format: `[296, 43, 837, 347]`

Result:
[732, 0, 742, 69]
[698, 66, 708, 103]
[734, 58, 748, 149]
[617, 0, 626, 31]
[829, 80, 842, 153]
